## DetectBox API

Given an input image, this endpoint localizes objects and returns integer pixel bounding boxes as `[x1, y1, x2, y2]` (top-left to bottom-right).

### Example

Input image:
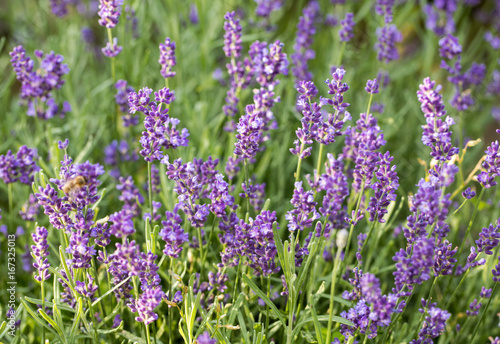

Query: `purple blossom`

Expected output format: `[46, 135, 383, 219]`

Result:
[410, 306, 450, 344]
[478, 136, 500, 188]
[462, 187, 476, 199]
[375, 0, 395, 23]
[197, 331, 216, 344]
[375, 24, 402, 63]
[90, 221, 111, 247]
[339, 13, 355, 42]
[58, 139, 69, 150]
[240, 179, 266, 212]
[159, 37, 176, 79]
[234, 104, 265, 159]
[494, 256, 500, 282]
[75, 273, 98, 299]
[286, 181, 320, 232]
[485, 31, 500, 50]
[223, 12, 242, 59]
[115, 80, 138, 126]
[417, 77, 458, 162]
[138, 252, 161, 290]
[249, 40, 289, 88]
[20, 194, 40, 221]
[466, 298, 482, 317]
[210, 173, 234, 217]
[109, 209, 135, 238]
[9, 46, 71, 119]
[480, 286, 492, 298]
[160, 205, 189, 258]
[433, 240, 457, 276]
[104, 140, 139, 178]
[476, 220, 500, 255]
[129, 287, 164, 325]
[105, 240, 141, 300]
[423, 3, 455, 36]
[365, 78, 379, 94]
[129, 87, 189, 162]
[35, 183, 72, 230]
[189, 4, 199, 24]
[102, 37, 122, 57]
[117, 175, 144, 217]
[0, 146, 39, 185]
[291, 1, 320, 86]
[66, 210, 97, 269]
[98, 0, 123, 28]
[254, 0, 282, 17]
[31, 226, 51, 282]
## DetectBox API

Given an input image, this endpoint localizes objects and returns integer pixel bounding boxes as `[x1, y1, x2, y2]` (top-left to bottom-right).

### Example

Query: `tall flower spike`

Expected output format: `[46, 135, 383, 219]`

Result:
[159, 37, 176, 79]
[31, 226, 51, 282]
[223, 12, 242, 59]
[417, 77, 458, 162]
[478, 133, 500, 188]
[0, 146, 39, 185]
[98, 0, 124, 28]
[339, 13, 355, 42]
[291, 1, 320, 86]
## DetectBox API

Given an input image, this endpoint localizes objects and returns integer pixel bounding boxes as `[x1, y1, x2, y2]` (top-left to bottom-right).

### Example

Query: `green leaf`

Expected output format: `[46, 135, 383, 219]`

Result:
[292, 315, 354, 338]
[272, 222, 286, 277]
[117, 330, 147, 344]
[20, 298, 60, 339]
[238, 312, 251, 344]
[194, 301, 217, 338]
[242, 274, 286, 328]
[24, 296, 75, 313]
[310, 305, 323, 344]
[68, 298, 83, 344]
[90, 276, 131, 309]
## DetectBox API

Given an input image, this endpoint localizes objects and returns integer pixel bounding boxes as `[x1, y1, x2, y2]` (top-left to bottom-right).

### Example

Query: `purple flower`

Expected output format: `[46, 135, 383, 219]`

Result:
[291, 1, 320, 86]
[417, 77, 458, 162]
[375, 24, 402, 63]
[411, 306, 450, 344]
[98, 0, 123, 28]
[209, 174, 234, 217]
[9, 46, 70, 119]
[117, 175, 144, 217]
[0, 146, 39, 185]
[20, 194, 40, 221]
[197, 331, 216, 344]
[365, 78, 379, 94]
[105, 240, 141, 300]
[58, 139, 69, 150]
[466, 298, 482, 317]
[476, 221, 500, 255]
[485, 31, 500, 50]
[433, 240, 457, 276]
[109, 209, 135, 238]
[223, 12, 242, 59]
[159, 37, 176, 79]
[234, 104, 265, 159]
[375, 0, 395, 23]
[249, 40, 289, 88]
[240, 179, 266, 212]
[160, 205, 189, 258]
[339, 13, 355, 42]
[494, 256, 500, 282]
[102, 37, 122, 57]
[439, 34, 462, 75]
[129, 286, 164, 325]
[478, 136, 500, 188]
[462, 187, 476, 199]
[115, 80, 138, 125]
[75, 273, 98, 299]
[104, 140, 139, 178]
[480, 286, 492, 298]
[189, 4, 199, 24]
[31, 226, 51, 282]
[66, 210, 97, 269]
[255, 0, 282, 17]
[423, 3, 456, 36]
[286, 181, 320, 232]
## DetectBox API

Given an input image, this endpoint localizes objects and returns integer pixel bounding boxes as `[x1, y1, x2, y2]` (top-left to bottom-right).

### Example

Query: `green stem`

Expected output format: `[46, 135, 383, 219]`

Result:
[197, 226, 204, 274]
[366, 92, 374, 115]
[344, 179, 366, 267]
[41, 281, 45, 344]
[145, 323, 152, 344]
[412, 276, 438, 339]
[8, 183, 13, 229]
[325, 245, 343, 344]
[266, 276, 271, 342]
[244, 158, 251, 214]
[470, 281, 499, 343]
[445, 269, 469, 309]
[316, 144, 325, 175]
[336, 41, 346, 67]
[169, 258, 173, 344]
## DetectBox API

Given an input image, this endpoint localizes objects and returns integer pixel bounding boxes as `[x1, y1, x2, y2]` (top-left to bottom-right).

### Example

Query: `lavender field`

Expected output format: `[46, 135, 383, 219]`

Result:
[1, 0, 500, 343]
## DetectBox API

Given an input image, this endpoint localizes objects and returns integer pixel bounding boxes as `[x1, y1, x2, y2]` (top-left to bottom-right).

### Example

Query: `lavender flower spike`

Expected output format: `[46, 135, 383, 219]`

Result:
[31, 226, 51, 282]
[223, 12, 242, 59]
[339, 13, 355, 42]
[98, 0, 124, 28]
[159, 37, 176, 79]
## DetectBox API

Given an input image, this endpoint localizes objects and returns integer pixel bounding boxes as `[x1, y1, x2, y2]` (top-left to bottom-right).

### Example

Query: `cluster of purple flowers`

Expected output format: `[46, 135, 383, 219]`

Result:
[129, 87, 189, 162]
[478, 132, 500, 188]
[104, 139, 139, 177]
[20, 194, 40, 221]
[0, 145, 39, 185]
[340, 271, 402, 339]
[31, 226, 51, 282]
[339, 13, 355, 42]
[10, 45, 71, 119]
[417, 77, 459, 161]
[115, 80, 138, 126]
[438, 34, 486, 111]
[159, 204, 189, 258]
[410, 303, 450, 344]
[374, 0, 402, 63]
[423, 0, 457, 36]
[291, 1, 319, 86]
[159, 37, 176, 79]
[98, 0, 124, 57]
[254, 0, 282, 18]
[223, 210, 280, 276]
[291, 68, 351, 160]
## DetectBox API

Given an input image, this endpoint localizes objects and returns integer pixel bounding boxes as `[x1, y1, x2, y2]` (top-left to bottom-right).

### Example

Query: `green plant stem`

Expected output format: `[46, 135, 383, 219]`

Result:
[169, 258, 173, 344]
[266, 276, 271, 342]
[412, 276, 438, 339]
[470, 281, 499, 343]
[344, 179, 366, 267]
[244, 158, 251, 214]
[445, 269, 469, 309]
[41, 281, 45, 344]
[145, 323, 152, 344]
[325, 245, 343, 344]
[359, 219, 377, 264]
[197, 226, 204, 273]
[366, 92, 374, 115]
[8, 183, 13, 229]
[336, 41, 346, 67]
[316, 143, 325, 174]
